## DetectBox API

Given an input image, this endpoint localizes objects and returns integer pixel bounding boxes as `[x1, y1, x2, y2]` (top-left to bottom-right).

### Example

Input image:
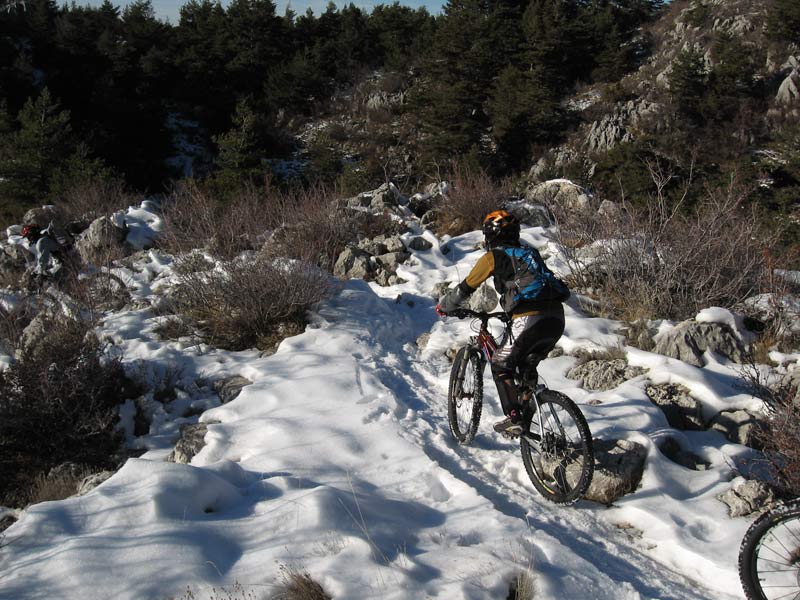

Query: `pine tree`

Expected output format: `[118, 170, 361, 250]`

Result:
[669, 48, 708, 126]
[0, 88, 73, 203]
[213, 98, 276, 186]
[767, 0, 800, 45]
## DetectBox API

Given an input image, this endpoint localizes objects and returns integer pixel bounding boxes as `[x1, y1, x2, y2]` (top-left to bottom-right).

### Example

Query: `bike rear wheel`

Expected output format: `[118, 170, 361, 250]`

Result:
[521, 389, 593, 505]
[447, 346, 483, 445]
[739, 499, 800, 600]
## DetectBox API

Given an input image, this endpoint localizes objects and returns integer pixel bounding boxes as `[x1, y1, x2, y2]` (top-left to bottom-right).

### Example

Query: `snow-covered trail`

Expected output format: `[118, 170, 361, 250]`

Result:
[0, 226, 753, 599]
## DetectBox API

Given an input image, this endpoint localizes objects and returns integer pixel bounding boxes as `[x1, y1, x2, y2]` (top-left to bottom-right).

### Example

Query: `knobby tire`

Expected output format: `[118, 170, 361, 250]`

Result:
[521, 389, 594, 505]
[447, 346, 483, 445]
[739, 499, 800, 600]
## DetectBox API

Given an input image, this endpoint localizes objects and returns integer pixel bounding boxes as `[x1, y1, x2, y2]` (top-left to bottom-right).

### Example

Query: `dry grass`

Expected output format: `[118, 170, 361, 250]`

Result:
[436, 164, 509, 237]
[756, 386, 800, 497]
[27, 466, 90, 505]
[507, 571, 536, 600]
[272, 565, 331, 600]
[60, 179, 138, 224]
[555, 176, 777, 321]
[171, 254, 332, 351]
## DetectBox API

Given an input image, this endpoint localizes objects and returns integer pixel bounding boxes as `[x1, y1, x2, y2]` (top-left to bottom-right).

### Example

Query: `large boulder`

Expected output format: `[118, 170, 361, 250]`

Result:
[334, 246, 375, 280]
[645, 383, 705, 430]
[466, 282, 499, 313]
[585, 438, 648, 505]
[585, 99, 658, 153]
[75, 216, 129, 264]
[653, 320, 748, 367]
[167, 423, 209, 464]
[717, 478, 775, 517]
[524, 180, 592, 213]
[567, 359, 647, 391]
[504, 199, 553, 228]
[213, 375, 252, 404]
[710, 409, 765, 448]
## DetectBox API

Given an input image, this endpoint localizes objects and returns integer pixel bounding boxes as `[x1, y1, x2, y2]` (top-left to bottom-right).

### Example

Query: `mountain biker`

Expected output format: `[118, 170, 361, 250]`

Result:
[436, 210, 568, 436]
[21, 223, 67, 278]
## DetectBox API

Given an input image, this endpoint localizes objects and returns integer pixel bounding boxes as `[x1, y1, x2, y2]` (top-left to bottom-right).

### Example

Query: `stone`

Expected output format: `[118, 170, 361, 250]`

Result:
[466, 282, 498, 313]
[710, 409, 764, 448]
[212, 375, 252, 404]
[566, 359, 647, 391]
[75, 216, 129, 264]
[357, 238, 388, 256]
[416, 332, 431, 350]
[333, 246, 374, 280]
[408, 236, 433, 251]
[504, 200, 553, 228]
[77, 471, 114, 496]
[374, 269, 393, 287]
[658, 438, 709, 470]
[524, 180, 593, 213]
[375, 251, 410, 271]
[167, 423, 209, 464]
[445, 345, 461, 362]
[776, 68, 800, 106]
[420, 209, 440, 230]
[646, 384, 705, 430]
[432, 281, 453, 301]
[22, 205, 67, 232]
[718, 479, 775, 518]
[585, 438, 647, 505]
[653, 320, 748, 367]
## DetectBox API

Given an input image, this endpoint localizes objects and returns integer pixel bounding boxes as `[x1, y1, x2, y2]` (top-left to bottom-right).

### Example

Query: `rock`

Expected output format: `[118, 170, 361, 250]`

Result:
[658, 438, 709, 470]
[567, 359, 647, 391]
[333, 246, 374, 280]
[653, 320, 748, 367]
[77, 471, 114, 496]
[374, 269, 393, 287]
[776, 66, 800, 106]
[646, 384, 705, 430]
[718, 478, 776, 517]
[466, 282, 498, 313]
[22, 205, 67, 231]
[504, 200, 553, 228]
[0, 514, 17, 533]
[524, 180, 593, 213]
[375, 251, 410, 271]
[167, 423, 209, 464]
[416, 332, 431, 350]
[710, 409, 764, 448]
[212, 375, 252, 404]
[408, 236, 433, 251]
[75, 216, 129, 264]
[445, 345, 460, 362]
[585, 99, 658, 153]
[16, 312, 52, 363]
[357, 238, 388, 256]
[432, 281, 453, 302]
[420, 209, 440, 230]
[585, 438, 648, 505]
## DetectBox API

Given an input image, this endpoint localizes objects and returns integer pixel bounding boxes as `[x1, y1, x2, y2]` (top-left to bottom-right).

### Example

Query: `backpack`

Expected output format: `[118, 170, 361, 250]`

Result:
[499, 245, 570, 312]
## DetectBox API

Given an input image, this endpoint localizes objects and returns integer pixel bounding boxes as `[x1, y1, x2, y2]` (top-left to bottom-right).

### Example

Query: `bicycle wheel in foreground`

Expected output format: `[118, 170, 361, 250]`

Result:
[739, 499, 800, 600]
[447, 346, 484, 445]
[521, 389, 594, 505]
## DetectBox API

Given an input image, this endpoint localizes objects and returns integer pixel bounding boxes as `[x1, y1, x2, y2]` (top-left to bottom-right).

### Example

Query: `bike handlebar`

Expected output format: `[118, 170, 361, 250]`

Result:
[446, 308, 510, 323]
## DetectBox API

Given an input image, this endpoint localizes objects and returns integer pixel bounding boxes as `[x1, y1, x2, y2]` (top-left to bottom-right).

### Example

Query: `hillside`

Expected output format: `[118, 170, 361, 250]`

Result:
[1, 189, 795, 598]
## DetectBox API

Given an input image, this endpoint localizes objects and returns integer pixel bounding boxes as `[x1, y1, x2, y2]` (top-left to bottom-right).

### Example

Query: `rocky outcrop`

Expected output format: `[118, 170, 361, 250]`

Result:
[653, 320, 748, 367]
[77, 471, 114, 496]
[646, 383, 705, 430]
[505, 199, 553, 228]
[213, 375, 252, 404]
[334, 234, 410, 286]
[343, 182, 407, 215]
[586, 99, 658, 153]
[710, 409, 765, 448]
[567, 359, 647, 391]
[718, 478, 776, 517]
[776, 56, 800, 106]
[167, 423, 209, 464]
[585, 438, 648, 505]
[524, 180, 592, 213]
[75, 216, 129, 264]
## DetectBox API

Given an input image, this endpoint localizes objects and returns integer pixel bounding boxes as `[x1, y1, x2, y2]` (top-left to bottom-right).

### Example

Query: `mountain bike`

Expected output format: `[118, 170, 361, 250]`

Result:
[445, 308, 594, 505]
[739, 497, 800, 600]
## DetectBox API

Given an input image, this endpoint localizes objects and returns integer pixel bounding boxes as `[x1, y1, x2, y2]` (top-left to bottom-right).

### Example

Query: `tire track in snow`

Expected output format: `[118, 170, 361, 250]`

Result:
[365, 309, 738, 600]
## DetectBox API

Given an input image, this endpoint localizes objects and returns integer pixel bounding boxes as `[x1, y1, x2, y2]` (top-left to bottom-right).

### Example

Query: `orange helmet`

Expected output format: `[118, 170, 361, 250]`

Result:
[482, 210, 519, 244]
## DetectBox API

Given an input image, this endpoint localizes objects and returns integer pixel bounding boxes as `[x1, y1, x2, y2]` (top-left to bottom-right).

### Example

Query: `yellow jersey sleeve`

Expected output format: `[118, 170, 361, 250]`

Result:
[463, 252, 495, 290]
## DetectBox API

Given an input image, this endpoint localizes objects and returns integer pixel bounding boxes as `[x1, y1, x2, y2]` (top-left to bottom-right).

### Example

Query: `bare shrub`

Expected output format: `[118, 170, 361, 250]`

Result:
[755, 384, 800, 497]
[27, 466, 90, 505]
[556, 175, 777, 320]
[152, 316, 195, 341]
[507, 571, 536, 600]
[60, 179, 138, 224]
[265, 185, 399, 271]
[171, 254, 332, 351]
[436, 164, 509, 237]
[160, 180, 273, 259]
[0, 315, 130, 506]
[272, 565, 331, 600]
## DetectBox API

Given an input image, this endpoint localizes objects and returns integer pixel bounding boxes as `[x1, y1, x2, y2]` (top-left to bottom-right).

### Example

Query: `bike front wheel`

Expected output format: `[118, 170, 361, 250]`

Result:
[739, 499, 800, 600]
[447, 346, 484, 445]
[521, 389, 593, 505]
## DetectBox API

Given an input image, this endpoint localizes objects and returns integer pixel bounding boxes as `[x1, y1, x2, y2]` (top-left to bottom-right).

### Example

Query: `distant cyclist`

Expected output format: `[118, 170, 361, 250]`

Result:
[436, 210, 569, 436]
[21, 222, 68, 279]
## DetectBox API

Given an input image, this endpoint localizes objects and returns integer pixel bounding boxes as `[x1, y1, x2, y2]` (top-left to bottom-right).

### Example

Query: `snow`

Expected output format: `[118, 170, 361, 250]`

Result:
[0, 203, 789, 600]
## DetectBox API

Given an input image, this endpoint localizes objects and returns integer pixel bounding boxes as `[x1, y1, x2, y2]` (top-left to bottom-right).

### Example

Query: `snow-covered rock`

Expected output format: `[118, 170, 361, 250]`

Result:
[567, 358, 647, 391]
[585, 438, 647, 505]
[717, 478, 775, 517]
[646, 383, 705, 430]
[653, 320, 748, 367]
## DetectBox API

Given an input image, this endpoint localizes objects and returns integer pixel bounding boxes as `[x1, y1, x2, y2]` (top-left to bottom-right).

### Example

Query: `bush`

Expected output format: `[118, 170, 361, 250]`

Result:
[0, 315, 130, 506]
[436, 164, 509, 237]
[556, 177, 777, 320]
[756, 384, 800, 497]
[171, 254, 332, 351]
[60, 179, 137, 224]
